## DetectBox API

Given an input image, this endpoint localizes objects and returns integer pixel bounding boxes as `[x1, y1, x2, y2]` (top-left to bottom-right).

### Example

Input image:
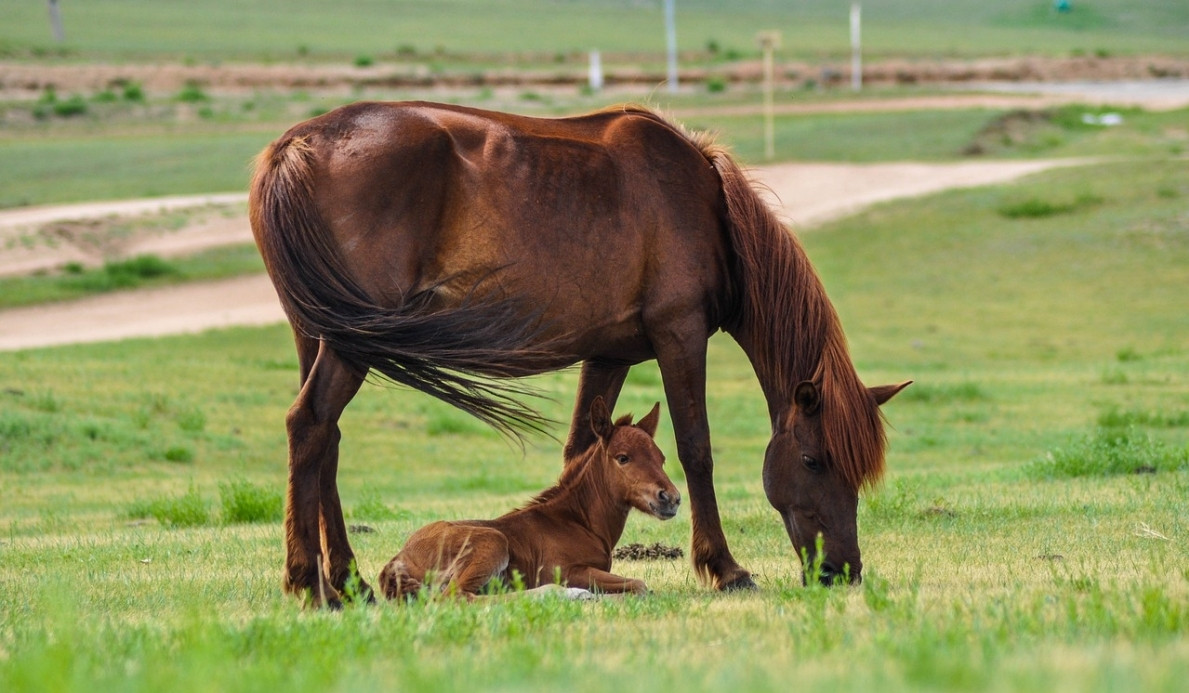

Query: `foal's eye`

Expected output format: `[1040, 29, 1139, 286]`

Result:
[802, 454, 822, 472]
[615, 454, 630, 465]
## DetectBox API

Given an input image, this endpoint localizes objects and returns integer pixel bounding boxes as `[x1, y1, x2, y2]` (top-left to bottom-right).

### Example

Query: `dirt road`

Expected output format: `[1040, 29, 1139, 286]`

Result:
[0, 158, 1088, 351]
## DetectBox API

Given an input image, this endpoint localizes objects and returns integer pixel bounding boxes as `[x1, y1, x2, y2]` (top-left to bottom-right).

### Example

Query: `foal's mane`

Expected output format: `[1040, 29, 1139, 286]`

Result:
[612, 105, 886, 491]
[524, 414, 635, 508]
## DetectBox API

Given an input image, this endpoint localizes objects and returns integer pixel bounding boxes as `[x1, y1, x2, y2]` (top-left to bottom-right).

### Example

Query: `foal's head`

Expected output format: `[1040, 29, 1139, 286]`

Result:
[589, 396, 680, 520]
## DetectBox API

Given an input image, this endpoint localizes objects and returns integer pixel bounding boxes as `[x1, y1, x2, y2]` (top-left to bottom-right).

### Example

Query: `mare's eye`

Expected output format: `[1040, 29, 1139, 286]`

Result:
[615, 454, 630, 465]
[802, 454, 822, 472]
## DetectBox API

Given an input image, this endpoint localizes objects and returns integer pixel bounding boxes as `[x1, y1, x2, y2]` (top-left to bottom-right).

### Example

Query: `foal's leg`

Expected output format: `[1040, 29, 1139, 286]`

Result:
[653, 326, 756, 591]
[442, 527, 510, 597]
[567, 567, 648, 595]
[285, 336, 365, 608]
[562, 360, 630, 460]
[405, 524, 510, 598]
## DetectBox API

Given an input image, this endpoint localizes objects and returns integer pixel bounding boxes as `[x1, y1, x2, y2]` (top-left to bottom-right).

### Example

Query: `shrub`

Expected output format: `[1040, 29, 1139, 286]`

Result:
[126, 487, 211, 528]
[1098, 408, 1189, 429]
[353, 54, 374, 68]
[121, 82, 145, 102]
[51, 95, 88, 117]
[162, 446, 194, 463]
[706, 75, 727, 93]
[219, 479, 283, 524]
[1027, 427, 1188, 479]
[177, 82, 208, 103]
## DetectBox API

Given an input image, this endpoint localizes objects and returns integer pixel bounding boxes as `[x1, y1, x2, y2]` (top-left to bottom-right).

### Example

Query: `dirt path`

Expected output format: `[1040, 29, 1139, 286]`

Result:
[0, 158, 1089, 351]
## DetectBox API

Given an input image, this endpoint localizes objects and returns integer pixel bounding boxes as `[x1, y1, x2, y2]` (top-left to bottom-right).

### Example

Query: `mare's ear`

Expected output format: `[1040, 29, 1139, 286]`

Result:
[869, 380, 913, 406]
[589, 396, 613, 441]
[794, 381, 821, 415]
[636, 402, 661, 438]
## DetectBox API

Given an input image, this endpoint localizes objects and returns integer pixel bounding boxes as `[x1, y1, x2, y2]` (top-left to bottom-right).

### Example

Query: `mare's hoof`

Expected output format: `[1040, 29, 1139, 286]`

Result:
[719, 573, 758, 592]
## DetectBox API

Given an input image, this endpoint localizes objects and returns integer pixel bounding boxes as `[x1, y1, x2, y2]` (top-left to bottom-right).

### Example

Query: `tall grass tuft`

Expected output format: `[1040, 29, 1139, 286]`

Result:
[1028, 427, 1189, 479]
[219, 478, 282, 524]
[1098, 407, 1189, 429]
[125, 486, 212, 527]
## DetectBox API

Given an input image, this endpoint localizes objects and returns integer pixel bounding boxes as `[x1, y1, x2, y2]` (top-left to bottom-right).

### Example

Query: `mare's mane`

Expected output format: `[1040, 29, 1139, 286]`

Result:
[608, 104, 887, 491]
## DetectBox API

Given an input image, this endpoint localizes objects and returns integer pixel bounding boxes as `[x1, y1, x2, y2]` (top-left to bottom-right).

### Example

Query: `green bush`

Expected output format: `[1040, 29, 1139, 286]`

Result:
[121, 82, 145, 102]
[1028, 428, 1189, 479]
[219, 479, 283, 524]
[126, 487, 211, 528]
[161, 446, 194, 463]
[51, 95, 88, 117]
[176, 82, 209, 103]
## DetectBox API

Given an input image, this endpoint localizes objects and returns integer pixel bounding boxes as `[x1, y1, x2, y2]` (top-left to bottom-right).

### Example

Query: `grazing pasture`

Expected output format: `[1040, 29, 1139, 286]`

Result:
[1, 156, 1186, 690]
[2, 0, 1187, 60]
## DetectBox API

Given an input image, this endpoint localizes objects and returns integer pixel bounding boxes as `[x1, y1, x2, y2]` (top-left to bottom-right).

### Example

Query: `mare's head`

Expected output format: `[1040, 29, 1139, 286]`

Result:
[762, 380, 910, 586]
[589, 397, 680, 520]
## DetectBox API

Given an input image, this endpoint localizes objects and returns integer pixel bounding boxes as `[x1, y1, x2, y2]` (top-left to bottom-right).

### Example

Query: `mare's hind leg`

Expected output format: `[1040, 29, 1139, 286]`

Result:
[562, 360, 630, 460]
[285, 335, 365, 608]
[652, 324, 756, 591]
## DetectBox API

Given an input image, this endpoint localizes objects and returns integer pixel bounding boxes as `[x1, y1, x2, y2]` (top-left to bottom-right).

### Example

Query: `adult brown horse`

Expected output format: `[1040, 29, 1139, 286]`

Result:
[250, 100, 909, 607]
[379, 397, 677, 601]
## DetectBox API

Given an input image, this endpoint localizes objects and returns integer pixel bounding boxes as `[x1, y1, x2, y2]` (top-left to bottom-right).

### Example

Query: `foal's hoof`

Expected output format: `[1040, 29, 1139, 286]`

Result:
[563, 587, 597, 601]
[718, 573, 758, 592]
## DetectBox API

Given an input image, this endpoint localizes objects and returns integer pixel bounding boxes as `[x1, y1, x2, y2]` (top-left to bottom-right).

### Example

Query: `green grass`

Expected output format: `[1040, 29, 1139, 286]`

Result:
[0, 130, 271, 208]
[2, 79, 1185, 210]
[0, 246, 265, 309]
[1, 156, 1186, 690]
[2, 0, 1186, 60]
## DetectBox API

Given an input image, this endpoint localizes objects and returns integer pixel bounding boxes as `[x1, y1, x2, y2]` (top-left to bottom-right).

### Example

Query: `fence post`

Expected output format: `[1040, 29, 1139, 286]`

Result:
[850, 2, 862, 92]
[757, 31, 781, 160]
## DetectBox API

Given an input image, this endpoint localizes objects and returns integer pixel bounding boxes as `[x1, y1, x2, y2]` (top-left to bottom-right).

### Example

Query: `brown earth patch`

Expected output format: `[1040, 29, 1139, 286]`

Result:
[2, 56, 1187, 98]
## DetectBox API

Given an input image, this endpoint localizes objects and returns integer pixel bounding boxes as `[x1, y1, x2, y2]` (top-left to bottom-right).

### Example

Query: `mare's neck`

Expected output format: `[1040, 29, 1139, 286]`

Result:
[723, 234, 848, 432]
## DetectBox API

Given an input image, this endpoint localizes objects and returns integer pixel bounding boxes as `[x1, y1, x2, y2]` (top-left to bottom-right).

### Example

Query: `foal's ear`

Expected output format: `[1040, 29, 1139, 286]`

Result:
[869, 380, 913, 406]
[589, 396, 613, 441]
[636, 402, 661, 438]
[794, 381, 821, 415]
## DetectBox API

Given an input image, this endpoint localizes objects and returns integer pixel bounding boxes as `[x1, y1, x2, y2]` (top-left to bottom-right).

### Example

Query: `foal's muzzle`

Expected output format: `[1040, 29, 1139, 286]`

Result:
[650, 489, 681, 519]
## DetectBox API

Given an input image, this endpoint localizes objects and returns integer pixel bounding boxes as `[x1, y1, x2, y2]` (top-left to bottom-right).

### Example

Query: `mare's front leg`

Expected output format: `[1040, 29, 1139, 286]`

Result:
[563, 360, 630, 460]
[567, 567, 648, 595]
[654, 324, 756, 591]
[285, 336, 365, 608]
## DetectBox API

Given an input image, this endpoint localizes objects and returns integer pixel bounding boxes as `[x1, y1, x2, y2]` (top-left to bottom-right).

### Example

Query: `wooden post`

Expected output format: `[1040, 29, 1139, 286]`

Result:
[588, 50, 604, 92]
[756, 31, 781, 160]
[664, 0, 678, 93]
[47, 0, 65, 42]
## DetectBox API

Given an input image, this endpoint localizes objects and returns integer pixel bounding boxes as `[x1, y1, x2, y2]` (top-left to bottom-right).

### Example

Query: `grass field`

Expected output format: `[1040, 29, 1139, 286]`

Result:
[1, 153, 1186, 690]
[3, 80, 1187, 209]
[3, 0, 1187, 61]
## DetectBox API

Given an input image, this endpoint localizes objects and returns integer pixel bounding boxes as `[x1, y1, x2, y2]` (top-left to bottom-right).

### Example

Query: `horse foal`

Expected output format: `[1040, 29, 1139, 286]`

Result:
[378, 397, 679, 600]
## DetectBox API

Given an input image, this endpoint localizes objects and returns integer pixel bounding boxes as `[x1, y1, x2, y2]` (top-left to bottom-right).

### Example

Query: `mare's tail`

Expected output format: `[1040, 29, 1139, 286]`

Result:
[249, 134, 553, 436]
[377, 558, 423, 602]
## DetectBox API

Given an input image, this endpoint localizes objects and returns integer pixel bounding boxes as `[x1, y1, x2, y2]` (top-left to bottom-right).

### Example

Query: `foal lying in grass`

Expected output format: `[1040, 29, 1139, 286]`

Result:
[379, 397, 680, 600]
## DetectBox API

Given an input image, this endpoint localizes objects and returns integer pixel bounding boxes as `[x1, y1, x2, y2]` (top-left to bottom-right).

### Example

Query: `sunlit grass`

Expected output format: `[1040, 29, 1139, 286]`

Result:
[1, 143, 1187, 692]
